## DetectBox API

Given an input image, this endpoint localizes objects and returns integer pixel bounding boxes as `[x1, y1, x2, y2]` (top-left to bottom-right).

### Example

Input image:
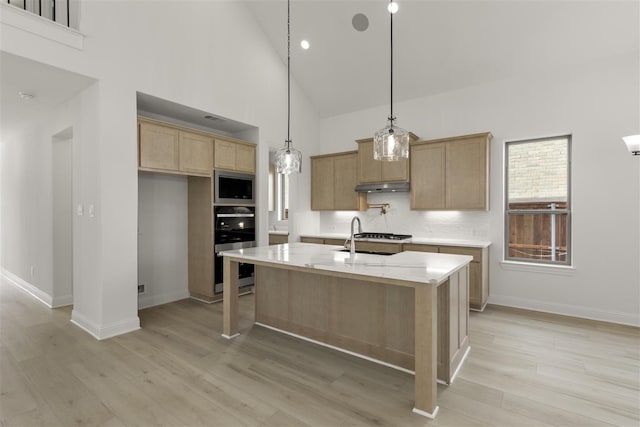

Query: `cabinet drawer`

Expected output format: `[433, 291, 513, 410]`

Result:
[440, 246, 483, 262]
[269, 234, 289, 245]
[355, 241, 402, 254]
[324, 238, 346, 246]
[301, 237, 325, 244]
[403, 243, 439, 253]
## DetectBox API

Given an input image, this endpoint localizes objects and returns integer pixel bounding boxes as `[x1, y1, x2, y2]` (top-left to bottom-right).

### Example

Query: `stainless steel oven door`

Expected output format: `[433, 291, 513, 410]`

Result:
[214, 241, 255, 294]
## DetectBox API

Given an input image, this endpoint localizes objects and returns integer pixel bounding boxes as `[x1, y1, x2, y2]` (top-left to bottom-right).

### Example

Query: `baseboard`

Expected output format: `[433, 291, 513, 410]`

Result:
[488, 295, 640, 327]
[71, 309, 140, 340]
[1, 268, 53, 307]
[52, 294, 73, 308]
[138, 289, 190, 310]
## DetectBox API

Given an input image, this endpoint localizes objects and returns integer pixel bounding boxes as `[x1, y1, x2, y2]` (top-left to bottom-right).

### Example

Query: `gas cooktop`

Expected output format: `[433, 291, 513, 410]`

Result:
[354, 232, 412, 241]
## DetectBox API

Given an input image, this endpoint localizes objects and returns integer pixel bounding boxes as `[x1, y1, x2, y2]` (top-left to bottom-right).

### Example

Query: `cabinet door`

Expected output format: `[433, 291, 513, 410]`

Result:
[179, 132, 212, 175]
[139, 122, 179, 171]
[381, 157, 409, 182]
[334, 153, 360, 210]
[214, 140, 237, 170]
[446, 136, 488, 210]
[357, 140, 382, 183]
[410, 142, 446, 209]
[236, 144, 256, 173]
[402, 243, 439, 253]
[311, 156, 335, 210]
[467, 262, 482, 310]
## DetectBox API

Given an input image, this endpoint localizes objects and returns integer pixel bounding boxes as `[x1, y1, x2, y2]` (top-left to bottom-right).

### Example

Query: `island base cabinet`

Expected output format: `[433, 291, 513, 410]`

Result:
[254, 265, 469, 384]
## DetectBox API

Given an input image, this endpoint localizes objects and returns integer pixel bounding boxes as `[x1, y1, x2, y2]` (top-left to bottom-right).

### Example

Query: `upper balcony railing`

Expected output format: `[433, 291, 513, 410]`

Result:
[6, 0, 75, 29]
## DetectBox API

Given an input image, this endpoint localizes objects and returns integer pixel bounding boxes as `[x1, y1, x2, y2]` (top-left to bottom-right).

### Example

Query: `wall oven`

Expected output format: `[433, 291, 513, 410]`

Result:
[214, 170, 255, 205]
[214, 206, 255, 294]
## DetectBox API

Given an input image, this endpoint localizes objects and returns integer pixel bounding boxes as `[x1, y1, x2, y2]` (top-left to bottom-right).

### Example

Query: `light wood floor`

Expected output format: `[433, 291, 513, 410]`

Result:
[1, 277, 639, 427]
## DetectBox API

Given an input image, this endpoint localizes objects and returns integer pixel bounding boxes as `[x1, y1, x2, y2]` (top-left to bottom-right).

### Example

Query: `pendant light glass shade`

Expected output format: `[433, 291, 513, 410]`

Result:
[276, 0, 302, 175]
[374, 117, 409, 160]
[275, 140, 302, 173]
[374, 1, 408, 161]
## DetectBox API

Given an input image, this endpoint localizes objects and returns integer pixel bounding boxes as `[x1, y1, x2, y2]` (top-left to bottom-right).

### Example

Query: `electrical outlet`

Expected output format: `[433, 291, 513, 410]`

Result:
[138, 284, 145, 293]
[30, 266, 35, 276]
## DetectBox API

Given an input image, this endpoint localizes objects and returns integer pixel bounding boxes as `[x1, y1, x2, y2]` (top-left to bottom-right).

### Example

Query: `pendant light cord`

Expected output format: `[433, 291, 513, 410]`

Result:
[389, 1, 394, 122]
[287, 0, 291, 148]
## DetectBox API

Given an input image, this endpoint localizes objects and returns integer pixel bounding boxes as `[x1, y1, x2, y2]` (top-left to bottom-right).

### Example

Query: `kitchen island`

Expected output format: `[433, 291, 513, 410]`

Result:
[222, 242, 472, 419]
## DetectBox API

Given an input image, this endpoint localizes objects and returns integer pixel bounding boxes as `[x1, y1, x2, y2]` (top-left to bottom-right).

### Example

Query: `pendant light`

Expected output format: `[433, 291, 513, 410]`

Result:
[275, 0, 302, 174]
[373, 1, 409, 161]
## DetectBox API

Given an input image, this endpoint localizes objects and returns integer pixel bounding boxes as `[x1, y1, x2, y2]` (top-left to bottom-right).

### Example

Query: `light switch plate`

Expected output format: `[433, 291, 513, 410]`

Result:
[76, 204, 83, 216]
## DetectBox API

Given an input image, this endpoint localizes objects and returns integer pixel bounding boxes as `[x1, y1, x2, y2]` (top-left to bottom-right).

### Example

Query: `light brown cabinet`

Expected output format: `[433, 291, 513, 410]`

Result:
[300, 237, 402, 255]
[410, 132, 491, 210]
[139, 121, 180, 172]
[355, 136, 417, 184]
[303, 236, 490, 311]
[269, 233, 289, 245]
[311, 151, 365, 211]
[138, 119, 213, 177]
[404, 243, 489, 311]
[179, 132, 213, 175]
[214, 139, 256, 174]
[137, 117, 256, 303]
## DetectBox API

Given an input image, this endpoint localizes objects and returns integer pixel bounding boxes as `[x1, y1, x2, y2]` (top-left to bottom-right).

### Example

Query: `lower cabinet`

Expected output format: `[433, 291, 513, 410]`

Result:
[301, 237, 489, 311]
[404, 243, 489, 311]
[254, 263, 468, 383]
[269, 234, 289, 245]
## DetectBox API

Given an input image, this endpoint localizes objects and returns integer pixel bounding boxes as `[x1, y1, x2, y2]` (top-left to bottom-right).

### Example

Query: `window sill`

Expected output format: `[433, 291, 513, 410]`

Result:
[500, 260, 575, 276]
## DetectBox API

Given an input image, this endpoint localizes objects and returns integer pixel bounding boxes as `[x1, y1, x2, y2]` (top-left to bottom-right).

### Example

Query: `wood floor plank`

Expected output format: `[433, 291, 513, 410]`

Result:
[0, 348, 38, 421]
[17, 355, 115, 426]
[1, 276, 639, 427]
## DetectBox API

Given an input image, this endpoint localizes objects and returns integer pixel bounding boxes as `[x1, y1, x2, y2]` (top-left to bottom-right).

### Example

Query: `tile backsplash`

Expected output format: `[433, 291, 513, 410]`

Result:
[318, 192, 490, 240]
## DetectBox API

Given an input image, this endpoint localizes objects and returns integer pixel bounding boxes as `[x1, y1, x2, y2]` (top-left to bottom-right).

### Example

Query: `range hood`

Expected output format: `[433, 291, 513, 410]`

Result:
[354, 182, 410, 193]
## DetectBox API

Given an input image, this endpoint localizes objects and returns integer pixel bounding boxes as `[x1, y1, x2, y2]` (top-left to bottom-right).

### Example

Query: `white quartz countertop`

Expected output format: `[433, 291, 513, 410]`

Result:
[222, 242, 473, 286]
[301, 233, 491, 248]
[268, 230, 289, 235]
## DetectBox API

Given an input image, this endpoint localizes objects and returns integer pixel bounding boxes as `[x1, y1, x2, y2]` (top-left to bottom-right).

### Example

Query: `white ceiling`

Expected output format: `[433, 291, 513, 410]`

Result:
[0, 52, 96, 138]
[244, 0, 640, 118]
[1, 1, 637, 138]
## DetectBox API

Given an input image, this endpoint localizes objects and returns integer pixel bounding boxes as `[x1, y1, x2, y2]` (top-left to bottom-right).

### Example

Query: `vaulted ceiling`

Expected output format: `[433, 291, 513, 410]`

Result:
[244, 0, 640, 118]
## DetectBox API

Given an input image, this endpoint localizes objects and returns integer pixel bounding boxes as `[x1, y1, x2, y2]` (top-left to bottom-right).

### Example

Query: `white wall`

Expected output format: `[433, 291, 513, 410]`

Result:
[316, 54, 640, 326]
[1, 1, 320, 338]
[137, 174, 189, 309]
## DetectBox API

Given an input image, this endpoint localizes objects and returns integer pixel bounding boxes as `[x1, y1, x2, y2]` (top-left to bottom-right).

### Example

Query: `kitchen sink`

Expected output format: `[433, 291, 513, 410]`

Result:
[336, 249, 395, 256]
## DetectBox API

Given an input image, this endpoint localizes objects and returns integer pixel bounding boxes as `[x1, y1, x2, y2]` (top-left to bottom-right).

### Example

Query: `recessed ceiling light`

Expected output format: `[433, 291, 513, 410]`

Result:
[300, 40, 310, 50]
[18, 91, 35, 100]
[352, 13, 369, 32]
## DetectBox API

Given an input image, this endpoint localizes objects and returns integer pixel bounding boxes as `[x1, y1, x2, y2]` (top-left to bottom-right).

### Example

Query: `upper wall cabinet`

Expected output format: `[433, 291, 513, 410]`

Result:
[139, 121, 180, 172]
[214, 140, 256, 174]
[355, 134, 418, 184]
[138, 119, 213, 177]
[311, 151, 366, 211]
[411, 132, 492, 210]
[179, 132, 214, 175]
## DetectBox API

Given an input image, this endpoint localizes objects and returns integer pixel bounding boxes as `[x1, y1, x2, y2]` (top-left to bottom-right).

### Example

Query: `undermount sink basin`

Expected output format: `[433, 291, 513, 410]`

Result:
[336, 248, 395, 256]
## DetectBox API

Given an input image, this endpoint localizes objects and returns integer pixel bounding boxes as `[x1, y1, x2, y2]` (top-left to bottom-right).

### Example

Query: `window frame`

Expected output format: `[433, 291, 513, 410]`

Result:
[504, 134, 572, 267]
[277, 172, 289, 221]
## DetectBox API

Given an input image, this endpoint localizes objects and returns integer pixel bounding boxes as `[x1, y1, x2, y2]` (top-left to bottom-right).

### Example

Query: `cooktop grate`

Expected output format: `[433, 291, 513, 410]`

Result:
[354, 233, 412, 240]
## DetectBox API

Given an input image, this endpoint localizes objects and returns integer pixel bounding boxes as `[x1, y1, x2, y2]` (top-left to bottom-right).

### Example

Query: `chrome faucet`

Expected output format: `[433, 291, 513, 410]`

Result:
[349, 216, 362, 256]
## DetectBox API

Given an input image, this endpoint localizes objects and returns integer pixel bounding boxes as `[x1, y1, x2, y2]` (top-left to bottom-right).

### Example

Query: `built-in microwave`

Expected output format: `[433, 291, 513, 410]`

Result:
[214, 170, 255, 204]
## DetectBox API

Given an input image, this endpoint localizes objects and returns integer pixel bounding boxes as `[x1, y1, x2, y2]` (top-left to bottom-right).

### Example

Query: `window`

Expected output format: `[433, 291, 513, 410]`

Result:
[268, 160, 289, 221]
[277, 173, 289, 220]
[505, 135, 571, 265]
